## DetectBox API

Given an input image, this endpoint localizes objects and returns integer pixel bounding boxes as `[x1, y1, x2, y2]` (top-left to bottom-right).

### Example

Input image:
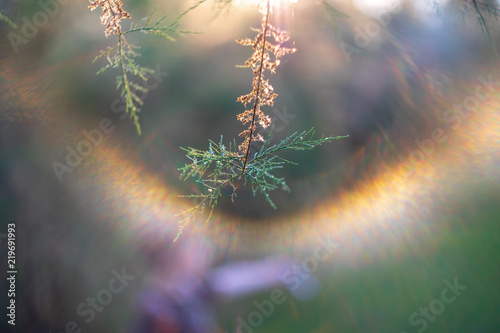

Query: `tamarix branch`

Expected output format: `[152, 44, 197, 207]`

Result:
[175, 0, 347, 241]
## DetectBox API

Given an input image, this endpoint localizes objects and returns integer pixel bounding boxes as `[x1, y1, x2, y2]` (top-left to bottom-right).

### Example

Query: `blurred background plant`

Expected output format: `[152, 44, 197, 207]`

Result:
[1, 0, 500, 333]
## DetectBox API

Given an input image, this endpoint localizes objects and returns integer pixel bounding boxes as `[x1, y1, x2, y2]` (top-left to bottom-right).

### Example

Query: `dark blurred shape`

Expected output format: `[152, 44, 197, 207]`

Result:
[129, 255, 320, 333]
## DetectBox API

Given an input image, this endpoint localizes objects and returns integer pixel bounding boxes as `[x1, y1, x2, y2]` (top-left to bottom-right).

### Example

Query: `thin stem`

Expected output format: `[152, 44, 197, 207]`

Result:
[172, 0, 208, 25]
[473, 0, 488, 32]
[236, 0, 271, 190]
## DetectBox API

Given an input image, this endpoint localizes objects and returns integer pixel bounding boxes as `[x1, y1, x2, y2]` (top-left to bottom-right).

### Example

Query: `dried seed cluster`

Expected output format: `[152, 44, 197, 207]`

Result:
[236, 0, 296, 155]
[89, 0, 131, 36]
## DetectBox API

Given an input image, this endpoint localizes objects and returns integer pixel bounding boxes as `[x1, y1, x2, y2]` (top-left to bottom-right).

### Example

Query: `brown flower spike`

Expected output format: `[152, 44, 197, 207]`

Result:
[236, 0, 296, 179]
[88, 0, 131, 36]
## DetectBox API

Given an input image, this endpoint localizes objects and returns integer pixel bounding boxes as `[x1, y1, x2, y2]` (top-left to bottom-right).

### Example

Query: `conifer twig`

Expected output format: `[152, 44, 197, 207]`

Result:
[237, 0, 271, 188]
[176, 127, 347, 240]
[0, 10, 17, 29]
[89, 0, 131, 37]
[470, 0, 500, 55]
[235, 0, 296, 188]
[319, 0, 349, 37]
[89, 1, 203, 134]
[176, 0, 347, 240]
[434, 0, 500, 55]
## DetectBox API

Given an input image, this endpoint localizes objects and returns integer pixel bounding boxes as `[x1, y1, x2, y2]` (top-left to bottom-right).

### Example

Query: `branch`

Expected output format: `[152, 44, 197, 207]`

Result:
[0, 10, 17, 29]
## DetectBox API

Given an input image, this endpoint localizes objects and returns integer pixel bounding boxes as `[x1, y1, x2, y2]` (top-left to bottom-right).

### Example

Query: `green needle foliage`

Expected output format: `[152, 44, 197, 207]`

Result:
[176, 127, 348, 241]
[84, 0, 500, 241]
[90, 1, 204, 134]
[0, 11, 17, 29]
[93, 34, 153, 135]
[175, 0, 348, 240]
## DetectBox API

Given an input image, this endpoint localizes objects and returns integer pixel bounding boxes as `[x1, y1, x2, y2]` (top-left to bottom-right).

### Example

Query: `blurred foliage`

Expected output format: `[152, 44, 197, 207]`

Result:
[446, 0, 500, 55]
[177, 127, 347, 240]
[91, 1, 206, 134]
[0, 10, 17, 29]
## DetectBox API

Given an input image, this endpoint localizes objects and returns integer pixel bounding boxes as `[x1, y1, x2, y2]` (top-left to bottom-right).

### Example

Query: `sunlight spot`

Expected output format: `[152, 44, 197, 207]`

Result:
[234, 0, 297, 10]
[353, 0, 402, 15]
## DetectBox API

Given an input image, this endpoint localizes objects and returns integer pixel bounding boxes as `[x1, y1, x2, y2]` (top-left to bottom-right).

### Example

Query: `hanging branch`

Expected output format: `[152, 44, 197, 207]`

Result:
[235, 0, 296, 188]
[0, 10, 17, 29]
[469, 0, 500, 55]
[434, 0, 500, 55]
[319, 0, 349, 37]
[176, 0, 347, 240]
[89, 0, 204, 134]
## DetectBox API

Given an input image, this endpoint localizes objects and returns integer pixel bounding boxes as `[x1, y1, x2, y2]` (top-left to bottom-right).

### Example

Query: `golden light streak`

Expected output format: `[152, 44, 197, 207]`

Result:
[1, 35, 499, 268]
